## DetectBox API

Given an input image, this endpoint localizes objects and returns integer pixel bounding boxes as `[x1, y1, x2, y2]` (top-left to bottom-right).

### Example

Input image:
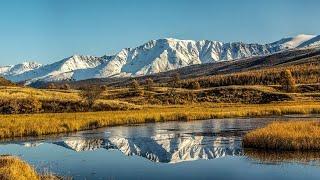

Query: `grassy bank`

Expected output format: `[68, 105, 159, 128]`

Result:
[0, 83, 319, 114]
[243, 121, 320, 150]
[0, 86, 140, 114]
[0, 102, 320, 139]
[0, 155, 59, 180]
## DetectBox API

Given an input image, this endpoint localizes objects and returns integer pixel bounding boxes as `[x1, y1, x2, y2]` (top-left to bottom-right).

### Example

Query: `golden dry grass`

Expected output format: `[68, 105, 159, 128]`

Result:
[0, 86, 80, 101]
[243, 121, 320, 150]
[0, 85, 320, 139]
[0, 86, 140, 113]
[0, 156, 61, 180]
[0, 101, 320, 139]
[0, 155, 39, 180]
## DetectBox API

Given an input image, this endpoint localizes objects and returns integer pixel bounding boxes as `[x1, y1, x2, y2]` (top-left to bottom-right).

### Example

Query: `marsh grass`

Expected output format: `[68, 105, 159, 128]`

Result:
[1, 102, 320, 139]
[243, 120, 320, 150]
[0, 155, 38, 180]
[0, 155, 60, 180]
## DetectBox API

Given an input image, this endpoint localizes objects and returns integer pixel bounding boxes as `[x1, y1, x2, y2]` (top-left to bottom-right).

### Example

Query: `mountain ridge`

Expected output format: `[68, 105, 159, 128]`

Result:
[1, 34, 319, 84]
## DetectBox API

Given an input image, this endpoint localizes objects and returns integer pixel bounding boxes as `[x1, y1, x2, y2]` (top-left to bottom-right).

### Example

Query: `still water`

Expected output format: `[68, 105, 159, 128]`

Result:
[1, 116, 320, 180]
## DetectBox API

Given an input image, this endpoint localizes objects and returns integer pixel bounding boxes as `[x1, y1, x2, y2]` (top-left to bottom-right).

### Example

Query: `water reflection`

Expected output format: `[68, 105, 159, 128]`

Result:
[2, 117, 320, 165]
[7, 117, 268, 164]
[51, 134, 243, 163]
[1, 117, 320, 180]
[245, 149, 320, 165]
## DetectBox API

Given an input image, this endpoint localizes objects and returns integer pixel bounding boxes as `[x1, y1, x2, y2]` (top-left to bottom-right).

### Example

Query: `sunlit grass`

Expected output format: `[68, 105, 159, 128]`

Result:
[243, 120, 320, 150]
[0, 155, 39, 180]
[0, 86, 80, 101]
[0, 85, 320, 139]
[0, 102, 320, 139]
[0, 155, 61, 180]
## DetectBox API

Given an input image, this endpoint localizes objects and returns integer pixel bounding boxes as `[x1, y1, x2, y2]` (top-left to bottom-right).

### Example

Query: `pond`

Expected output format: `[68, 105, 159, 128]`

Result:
[1, 116, 320, 180]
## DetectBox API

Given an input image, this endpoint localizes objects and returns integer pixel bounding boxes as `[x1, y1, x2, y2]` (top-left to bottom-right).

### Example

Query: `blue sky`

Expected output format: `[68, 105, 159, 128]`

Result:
[0, 0, 319, 65]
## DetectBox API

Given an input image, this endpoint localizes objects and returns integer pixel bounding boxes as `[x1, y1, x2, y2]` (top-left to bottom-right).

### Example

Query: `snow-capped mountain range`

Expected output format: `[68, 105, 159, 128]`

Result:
[1, 34, 319, 84]
[23, 133, 242, 163]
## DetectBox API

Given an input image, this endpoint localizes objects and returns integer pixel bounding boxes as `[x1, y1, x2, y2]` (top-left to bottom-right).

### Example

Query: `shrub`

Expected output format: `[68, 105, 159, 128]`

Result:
[130, 79, 144, 96]
[130, 79, 139, 89]
[170, 73, 181, 88]
[46, 83, 56, 89]
[41, 100, 87, 113]
[0, 97, 42, 114]
[190, 81, 200, 89]
[18, 97, 42, 114]
[79, 86, 105, 110]
[0, 100, 19, 114]
[280, 70, 296, 92]
[145, 78, 154, 91]
[165, 88, 180, 104]
[100, 85, 107, 91]
[61, 84, 71, 90]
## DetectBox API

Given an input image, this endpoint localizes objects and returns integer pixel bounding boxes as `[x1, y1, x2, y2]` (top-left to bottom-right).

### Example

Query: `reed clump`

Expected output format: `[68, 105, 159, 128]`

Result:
[243, 121, 320, 150]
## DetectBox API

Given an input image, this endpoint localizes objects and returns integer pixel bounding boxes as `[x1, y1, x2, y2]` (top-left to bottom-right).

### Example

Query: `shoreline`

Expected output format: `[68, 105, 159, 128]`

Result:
[0, 102, 320, 139]
[1, 114, 320, 144]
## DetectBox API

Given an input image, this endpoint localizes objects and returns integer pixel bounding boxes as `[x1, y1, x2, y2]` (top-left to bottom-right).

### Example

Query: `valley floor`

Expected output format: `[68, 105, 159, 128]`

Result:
[0, 82, 319, 141]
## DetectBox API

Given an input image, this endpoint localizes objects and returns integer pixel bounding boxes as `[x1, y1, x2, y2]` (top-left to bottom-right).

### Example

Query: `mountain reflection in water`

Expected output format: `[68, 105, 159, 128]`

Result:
[9, 117, 320, 165]
[52, 134, 242, 163]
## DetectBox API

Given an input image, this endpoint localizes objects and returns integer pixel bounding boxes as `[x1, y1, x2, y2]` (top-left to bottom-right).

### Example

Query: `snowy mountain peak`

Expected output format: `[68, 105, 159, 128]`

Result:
[272, 34, 316, 49]
[0, 61, 42, 76]
[163, 37, 198, 43]
[1, 34, 320, 84]
[285, 34, 315, 48]
[54, 55, 103, 72]
[297, 35, 320, 48]
[14, 61, 42, 70]
[295, 34, 315, 39]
